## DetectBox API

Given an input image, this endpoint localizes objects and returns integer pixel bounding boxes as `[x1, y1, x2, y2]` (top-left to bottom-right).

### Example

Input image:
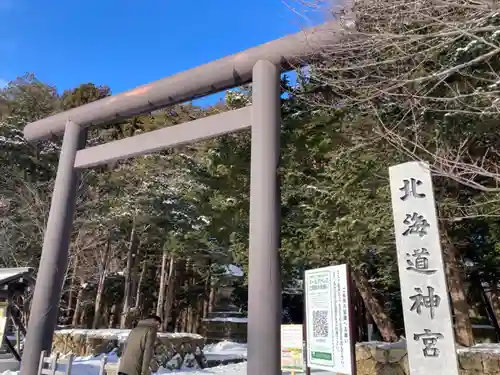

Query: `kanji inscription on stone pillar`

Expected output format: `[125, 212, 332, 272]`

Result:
[389, 161, 459, 375]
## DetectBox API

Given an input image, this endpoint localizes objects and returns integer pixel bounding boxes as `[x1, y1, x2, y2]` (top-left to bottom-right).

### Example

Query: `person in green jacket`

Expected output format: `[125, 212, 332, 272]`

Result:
[118, 315, 162, 375]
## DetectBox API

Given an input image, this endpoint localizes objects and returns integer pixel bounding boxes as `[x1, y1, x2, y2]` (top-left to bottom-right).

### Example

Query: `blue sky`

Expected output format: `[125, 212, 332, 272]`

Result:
[0, 0, 325, 106]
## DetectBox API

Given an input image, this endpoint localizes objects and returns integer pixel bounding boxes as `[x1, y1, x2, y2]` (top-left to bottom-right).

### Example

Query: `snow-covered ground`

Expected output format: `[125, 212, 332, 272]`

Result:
[0, 342, 249, 375]
[2, 339, 500, 375]
[204, 341, 247, 362]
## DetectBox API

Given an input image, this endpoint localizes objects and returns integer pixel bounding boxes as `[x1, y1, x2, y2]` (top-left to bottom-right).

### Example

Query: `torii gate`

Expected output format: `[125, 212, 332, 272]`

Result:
[20, 20, 345, 375]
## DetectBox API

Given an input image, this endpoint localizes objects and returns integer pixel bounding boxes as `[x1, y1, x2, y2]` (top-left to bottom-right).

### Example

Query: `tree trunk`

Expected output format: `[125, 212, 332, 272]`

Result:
[486, 285, 500, 324]
[103, 303, 110, 327]
[195, 298, 204, 333]
[135, 260, 147, 311]
[203, 300, 208, 320]
[109, 304, 117, 328]
[163, 257, 177, 331]
[121, 220, 140, 328]
[130, 245, 141, 307]
[203, 286, 209, 319]
[67, 255, 79, 317]
[79, 306, 87, 327]
[188, 275, 197, 333]
[354, 285, 368, 341]
[72, 286, 84, 327]
[366, 306, 375, 341]
[352, 270, 398, 342]
[181, 309, 188, 332]
[156, 251, 169, 319]
[203, 264, 211, 319]
[442, 231, 474, 346]
[483, 283, 500, 339]
[170, 302, 179, 332]
[208, 283, 216, 314]
[186, 305, 193, 333]
[143, 266, 157, 315]
[92, 234, 112, 329]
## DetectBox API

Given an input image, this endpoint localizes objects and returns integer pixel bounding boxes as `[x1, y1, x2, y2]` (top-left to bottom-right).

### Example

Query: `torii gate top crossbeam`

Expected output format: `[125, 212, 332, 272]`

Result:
[23, 20, 344, 141]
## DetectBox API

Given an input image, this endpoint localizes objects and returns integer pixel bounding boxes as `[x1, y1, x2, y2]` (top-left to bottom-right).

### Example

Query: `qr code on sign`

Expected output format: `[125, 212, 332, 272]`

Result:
[312, 310, 329, 338]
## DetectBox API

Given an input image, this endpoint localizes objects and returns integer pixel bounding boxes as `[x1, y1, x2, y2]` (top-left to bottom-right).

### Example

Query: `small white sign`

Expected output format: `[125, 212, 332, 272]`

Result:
[280, 324, 305, 371]
[304, 264, 354, 374]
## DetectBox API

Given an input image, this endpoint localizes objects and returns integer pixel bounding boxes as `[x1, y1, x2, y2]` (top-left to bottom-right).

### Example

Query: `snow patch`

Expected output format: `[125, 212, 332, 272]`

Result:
[223, 265, 243, 278]
[203, 317, 248, 323]
[54, 328, 203, 342]
[357, 339, 407, 350]
[203, 341, 248, 361]
[457, 343, 500, 354]
[359, 339, 500, 354]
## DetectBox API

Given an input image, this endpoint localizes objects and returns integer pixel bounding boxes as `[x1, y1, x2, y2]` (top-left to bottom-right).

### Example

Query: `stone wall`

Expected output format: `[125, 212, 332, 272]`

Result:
[356, 341, 500, 375]
[51, 329, 205, 369]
